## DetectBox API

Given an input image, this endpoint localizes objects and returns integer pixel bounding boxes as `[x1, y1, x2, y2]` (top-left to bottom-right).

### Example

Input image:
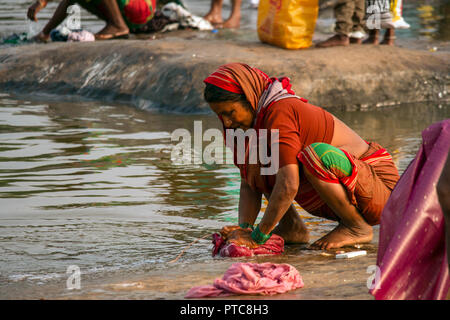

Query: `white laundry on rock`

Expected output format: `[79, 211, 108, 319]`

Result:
[161, 2, 214, 31]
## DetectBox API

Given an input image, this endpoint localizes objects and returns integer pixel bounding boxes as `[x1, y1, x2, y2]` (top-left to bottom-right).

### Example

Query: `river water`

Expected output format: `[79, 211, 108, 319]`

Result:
[0, 0, 449, 300]
[0, 92, 448, 299]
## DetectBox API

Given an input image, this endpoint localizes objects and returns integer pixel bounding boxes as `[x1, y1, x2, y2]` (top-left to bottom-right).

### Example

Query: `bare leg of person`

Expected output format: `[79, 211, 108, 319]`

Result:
[380, 28, 395, 45]
[38, 0, 73, 41]
[222, 0, 241, 28]
[37, 0, 127, 41]
[41, 0, 106, 37]
[76, 0, 107, 20]
[272, 203, 310, 244]
[204, 0, 224, 26]
[303, 167, 373, 250]
[363, 29, 380, 44]
[94, 0, 129, 39]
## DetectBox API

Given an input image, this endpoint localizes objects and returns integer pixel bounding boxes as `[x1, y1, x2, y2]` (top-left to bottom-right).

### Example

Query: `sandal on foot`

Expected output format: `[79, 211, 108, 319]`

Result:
[95, 31, 129, 41]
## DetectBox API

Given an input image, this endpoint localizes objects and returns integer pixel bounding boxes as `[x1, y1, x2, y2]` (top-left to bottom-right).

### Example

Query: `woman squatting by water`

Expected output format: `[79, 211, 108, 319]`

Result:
[203, 63, 400, 250]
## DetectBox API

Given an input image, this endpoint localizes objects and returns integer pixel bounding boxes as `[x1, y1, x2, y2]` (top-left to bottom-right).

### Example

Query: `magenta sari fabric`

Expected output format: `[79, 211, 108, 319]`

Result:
[370, 119, 450, 300]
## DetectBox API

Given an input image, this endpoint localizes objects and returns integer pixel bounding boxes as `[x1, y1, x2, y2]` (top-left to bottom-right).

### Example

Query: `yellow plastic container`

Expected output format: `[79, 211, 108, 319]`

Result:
[257, 0, 319, 49]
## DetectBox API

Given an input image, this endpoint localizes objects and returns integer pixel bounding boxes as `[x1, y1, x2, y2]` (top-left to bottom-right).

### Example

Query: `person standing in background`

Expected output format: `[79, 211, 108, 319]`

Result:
[364, 0, 410, 45]
[316, 0, 366, 47]
[204, 0, 242, 28]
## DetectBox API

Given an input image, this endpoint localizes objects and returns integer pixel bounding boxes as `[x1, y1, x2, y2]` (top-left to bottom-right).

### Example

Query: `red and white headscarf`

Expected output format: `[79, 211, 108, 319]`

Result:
[204, 63, 306, 181]
[204, 63, 304, 129]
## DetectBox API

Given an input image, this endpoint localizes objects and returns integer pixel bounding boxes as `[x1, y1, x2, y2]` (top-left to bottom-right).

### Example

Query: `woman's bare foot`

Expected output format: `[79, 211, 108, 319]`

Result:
[316, 34, 349, 48]
[95, 23, 129, 40]
[310, 222, 373, 250]
[272, 205, 310, 244]
[363, 29, 380, 45]
[273, 219, 310, 244]
[222, 14, 241, 29]
[381, 28, 395, 46]
[204, 11, 224, 26]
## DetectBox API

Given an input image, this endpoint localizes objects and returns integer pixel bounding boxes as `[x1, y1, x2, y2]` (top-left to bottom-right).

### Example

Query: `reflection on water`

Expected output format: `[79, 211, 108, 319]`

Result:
[404, 0, 450, 41]
[0, 93, 448, 298]
[334, 102, 450, 172]
[0, 94, 239, 286]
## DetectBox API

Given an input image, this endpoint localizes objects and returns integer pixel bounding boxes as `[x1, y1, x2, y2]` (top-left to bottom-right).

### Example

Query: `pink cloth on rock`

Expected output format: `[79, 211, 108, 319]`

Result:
[370, 119, 450, 300]
[68, 30, 95, 42]
[185, 262, 303, 298]
[211, 233, 284, 257]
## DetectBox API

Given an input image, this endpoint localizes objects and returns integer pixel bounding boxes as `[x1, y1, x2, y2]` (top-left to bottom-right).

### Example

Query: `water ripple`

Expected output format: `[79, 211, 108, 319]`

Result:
[0, 94, 448, 290]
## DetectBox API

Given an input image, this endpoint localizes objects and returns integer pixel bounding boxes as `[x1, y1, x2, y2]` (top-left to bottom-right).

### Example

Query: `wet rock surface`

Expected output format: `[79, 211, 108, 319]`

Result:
[0, 36, 448, 113]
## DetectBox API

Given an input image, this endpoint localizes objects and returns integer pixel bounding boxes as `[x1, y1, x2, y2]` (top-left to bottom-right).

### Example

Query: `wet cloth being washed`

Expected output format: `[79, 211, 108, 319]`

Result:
[212, 232, 284, 257]
[370, 119, 450, 300]
[185, 262, 303, 298]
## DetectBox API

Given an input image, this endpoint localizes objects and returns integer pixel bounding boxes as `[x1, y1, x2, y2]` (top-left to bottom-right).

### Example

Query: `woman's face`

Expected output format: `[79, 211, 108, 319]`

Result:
[208, 101, 255, 131]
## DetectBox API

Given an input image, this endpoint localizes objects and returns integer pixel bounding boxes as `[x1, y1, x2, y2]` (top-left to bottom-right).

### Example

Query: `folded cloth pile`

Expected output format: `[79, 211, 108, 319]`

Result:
[212, 232, 284, 257]
[185, 262, 303, 298]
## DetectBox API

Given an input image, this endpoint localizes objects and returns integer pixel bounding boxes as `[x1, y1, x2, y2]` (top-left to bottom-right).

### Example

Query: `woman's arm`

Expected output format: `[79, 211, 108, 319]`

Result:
[238, 178, 262, 226]
[219, 178, 262, 241]
[227, 164, 299, 248]
[258, 164, 299, 234]
[42, 0, 73, 36]
[27, 0, 49, 22]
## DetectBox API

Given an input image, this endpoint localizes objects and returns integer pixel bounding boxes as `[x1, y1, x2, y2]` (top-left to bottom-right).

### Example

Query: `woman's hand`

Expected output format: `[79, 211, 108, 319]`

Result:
[219, 225, 259, 248]
[227, 228, 259, 249]
[27, 0, 47, 22]
[32, 31, 50, 43]
[220, 225, 241, 240]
